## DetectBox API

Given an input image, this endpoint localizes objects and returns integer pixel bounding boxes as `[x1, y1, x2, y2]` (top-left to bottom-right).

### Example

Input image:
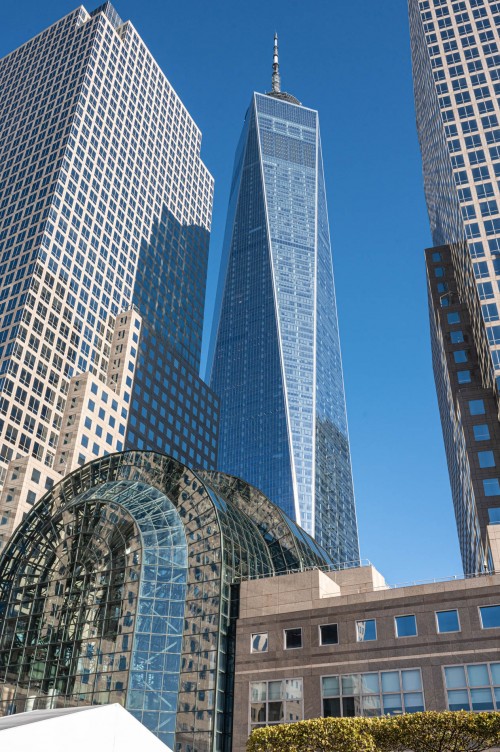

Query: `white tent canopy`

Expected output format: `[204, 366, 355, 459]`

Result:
[0, 703, 172, 752]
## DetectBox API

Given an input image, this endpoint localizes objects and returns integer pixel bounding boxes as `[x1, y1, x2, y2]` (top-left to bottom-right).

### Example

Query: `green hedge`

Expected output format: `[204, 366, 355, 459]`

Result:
[246, 712, 500, 752]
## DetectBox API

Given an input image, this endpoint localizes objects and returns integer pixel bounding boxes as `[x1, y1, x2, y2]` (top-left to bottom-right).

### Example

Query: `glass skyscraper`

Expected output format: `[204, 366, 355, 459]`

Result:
[409, 0, 500, 572]
[208, 39, 359, 563]
[0, 2, 217, 552]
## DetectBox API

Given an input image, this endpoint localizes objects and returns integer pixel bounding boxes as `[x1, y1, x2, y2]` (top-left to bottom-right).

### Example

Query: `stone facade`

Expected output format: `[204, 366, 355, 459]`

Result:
[232, 565, 500, 752]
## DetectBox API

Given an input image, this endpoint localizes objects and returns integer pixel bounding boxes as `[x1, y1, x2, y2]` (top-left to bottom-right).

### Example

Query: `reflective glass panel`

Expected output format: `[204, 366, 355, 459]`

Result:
[467, 664, 489, 687]
[362, 695, 381, 717]
[320, 624, 338, 645]
[447, 690, 470, 711]
[322, 676, 339, 696]
[251, 683, 267, 702]
[490, 663, 500, 684]
[436, 610, 460, 633]
[402, 670, 422, 691]
[404, 692, 424, 712]
[381, 672, 400, 693]
[480, 605, 500, 628]
[395, 615, 417, 637]
[445, 666, 467, 688]
[268, 702, 284, 722]
[361, 674, 380, 694]
[268, 681, 282, 701]
[383, 694, 403, 715]
[471, 688, 494, 711]
[342, 675, 361, 695]
[251, 633, 268, 653]
[323, 698, 341, 717]
[356, 619, 377, 642]
[284, 628, 302, 649]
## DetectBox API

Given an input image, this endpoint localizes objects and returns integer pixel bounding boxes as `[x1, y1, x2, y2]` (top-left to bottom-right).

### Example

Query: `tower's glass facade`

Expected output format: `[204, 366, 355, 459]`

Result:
[209, 91, 359, 563]
[0, 450, 333, 752]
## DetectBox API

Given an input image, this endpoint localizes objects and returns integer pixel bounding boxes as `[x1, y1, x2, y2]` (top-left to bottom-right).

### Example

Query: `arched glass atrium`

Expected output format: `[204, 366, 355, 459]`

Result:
[0, 451, 333, 752]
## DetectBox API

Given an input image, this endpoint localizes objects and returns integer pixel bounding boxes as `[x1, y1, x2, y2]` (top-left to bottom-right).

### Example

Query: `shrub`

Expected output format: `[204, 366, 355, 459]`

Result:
[246, 716, 376, 752]
[372, 711, 500, 752]
[246, 712, 500, 752]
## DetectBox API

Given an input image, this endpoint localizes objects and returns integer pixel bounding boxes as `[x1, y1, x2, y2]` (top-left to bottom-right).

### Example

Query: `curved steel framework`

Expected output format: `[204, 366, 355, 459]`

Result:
[0, 451, 332, 752]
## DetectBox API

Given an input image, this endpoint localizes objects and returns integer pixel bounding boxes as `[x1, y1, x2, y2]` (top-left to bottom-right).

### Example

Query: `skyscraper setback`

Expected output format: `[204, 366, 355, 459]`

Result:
[208, 38, 359, 563]
[0, 2, 218, 551]
[409, 0, 500, 573]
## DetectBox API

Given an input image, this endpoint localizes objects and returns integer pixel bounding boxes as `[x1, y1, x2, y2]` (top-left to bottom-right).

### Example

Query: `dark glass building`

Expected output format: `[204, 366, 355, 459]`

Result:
[208, 38, 359, 563]
[0, 450, 333, 752]
[127, 205, 219, 470]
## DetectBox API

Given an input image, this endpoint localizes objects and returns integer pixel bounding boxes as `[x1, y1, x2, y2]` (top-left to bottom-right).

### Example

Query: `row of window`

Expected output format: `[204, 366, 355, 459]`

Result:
[249, 660, 500, 729]
[250, 605, 500, 652]
[432, 280, 500, 511]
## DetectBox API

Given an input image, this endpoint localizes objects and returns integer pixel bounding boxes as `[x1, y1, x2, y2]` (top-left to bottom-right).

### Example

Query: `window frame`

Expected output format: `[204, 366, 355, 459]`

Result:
[319, 623, 339, 647]
[394, 613, 418, 638]
[248, 677, 303, 733]
[355, 618, 377, 642]
[479, 604, 500, 629]
[435, 609, 461, 634]
[320, 668, 425, 718]
[442, 661, 500, 712]
[250, 632, 269, 654]
[284, 627, 303, 650]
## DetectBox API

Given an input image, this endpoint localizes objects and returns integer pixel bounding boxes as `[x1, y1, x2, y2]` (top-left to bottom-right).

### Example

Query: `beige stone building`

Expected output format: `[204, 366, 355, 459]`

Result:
[0, 307, 140, 543]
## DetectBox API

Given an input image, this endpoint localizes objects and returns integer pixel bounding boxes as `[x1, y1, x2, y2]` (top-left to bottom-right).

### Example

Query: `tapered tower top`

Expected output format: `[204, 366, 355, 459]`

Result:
[265, 33, 301, 105]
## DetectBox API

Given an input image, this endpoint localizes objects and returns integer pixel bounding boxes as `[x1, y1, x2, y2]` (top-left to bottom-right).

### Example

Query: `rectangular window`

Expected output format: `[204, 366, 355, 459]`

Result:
[319, 624, 339, 646]
[395, 614, 417, 638]
[478, 450, 495, 468]
[249, 678, 303, 730]
[453, 350, 468, 363]
[447, 312, 461, 324]
[322, 669, 423, 718]
[436, 610, 460, 633]
[284, 628, 302, 650]
[251, 633, 268, 653]
[356, 619, 377, 642]
[488, 508, 500, 524]
[457, 370, 471, 384]
[483, 478, 500, 496]
[487, 326, 500, 345]
[479, 605, 500, 629]
[469, 399, 485, 415]
[473, 424, 490, 441]
[482, 303, 499, 322]
[450, 330, 464, 343]
[444, 662, 500, 711]
[478, 281, 494, 299]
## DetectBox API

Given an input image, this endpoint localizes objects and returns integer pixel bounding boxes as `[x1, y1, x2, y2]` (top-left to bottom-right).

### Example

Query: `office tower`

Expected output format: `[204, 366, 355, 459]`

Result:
[0, 2, 217, 551]
[0, 450, 333, 751]
[409, 0, 500, 573]
[208, 37, 359, 563]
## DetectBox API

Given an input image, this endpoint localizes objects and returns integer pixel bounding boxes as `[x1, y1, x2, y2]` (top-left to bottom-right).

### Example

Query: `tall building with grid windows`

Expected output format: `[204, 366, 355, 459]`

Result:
[409, 0, 500, 573]
[0, 2, 217, 552]
[208, 38, 359, 564]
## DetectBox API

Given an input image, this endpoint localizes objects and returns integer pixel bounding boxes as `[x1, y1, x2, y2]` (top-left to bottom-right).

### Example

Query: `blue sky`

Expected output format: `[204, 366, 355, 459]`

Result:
[0, 0, 464, 583]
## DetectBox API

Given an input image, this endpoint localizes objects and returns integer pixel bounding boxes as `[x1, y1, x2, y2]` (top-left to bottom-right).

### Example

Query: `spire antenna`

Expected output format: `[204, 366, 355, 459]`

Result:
[265, 33, 301, 105]
[272, 33, 281, 93]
